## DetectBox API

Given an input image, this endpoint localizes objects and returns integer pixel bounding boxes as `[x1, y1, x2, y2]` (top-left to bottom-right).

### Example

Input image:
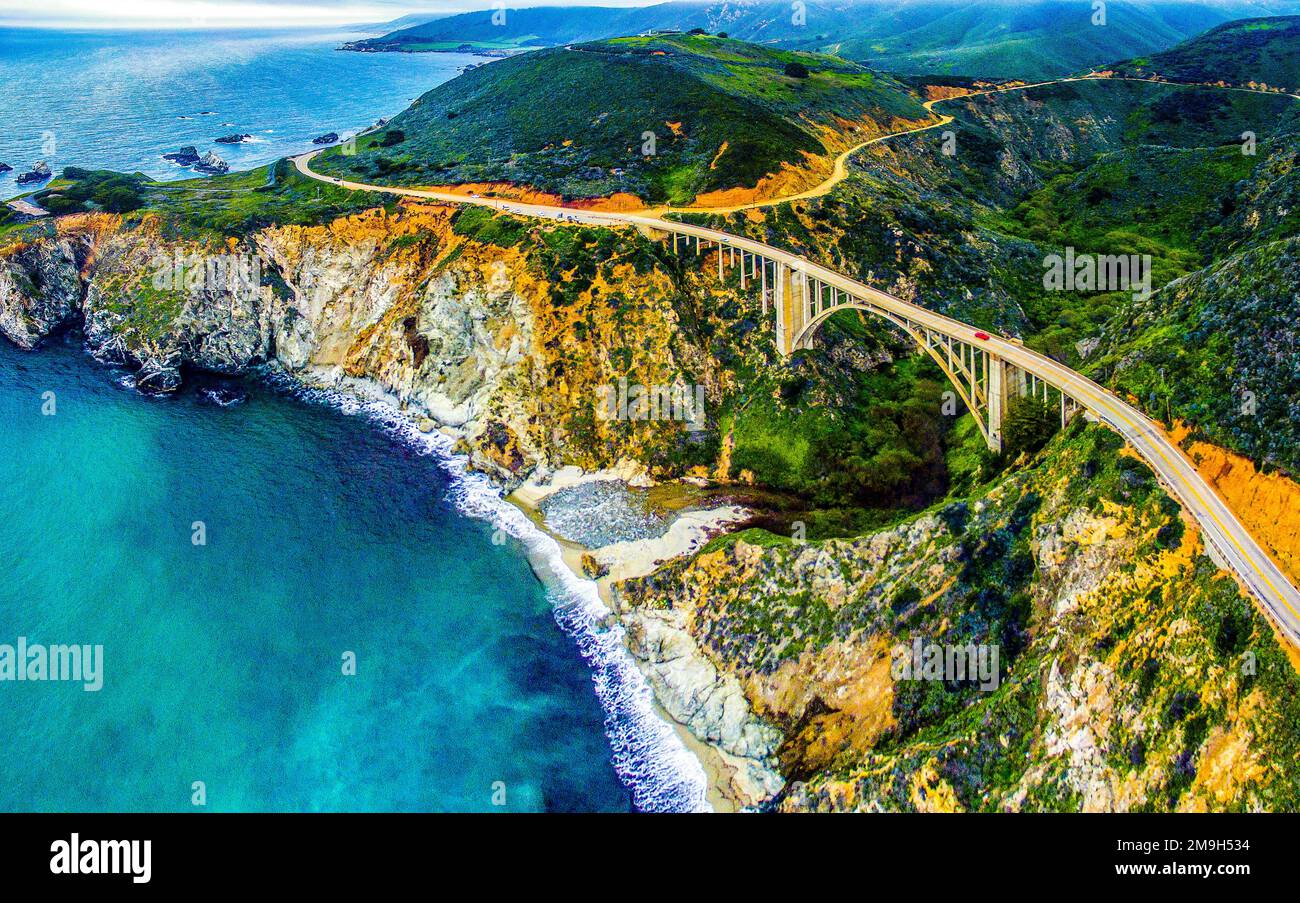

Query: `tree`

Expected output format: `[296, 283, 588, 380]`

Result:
[783, 62, 810, 79]
[1001, 395, 1058, 457]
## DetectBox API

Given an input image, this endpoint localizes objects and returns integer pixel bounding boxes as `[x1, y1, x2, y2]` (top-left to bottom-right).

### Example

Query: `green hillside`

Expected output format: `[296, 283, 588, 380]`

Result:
[342, 0, 1288, 80]
[315, 34, 930, 205]
[1095, 236, 1300, 472]
[1113, 16, 1300, 90]
[820, 0, 1238, 79]
[343, 5, 647, 52]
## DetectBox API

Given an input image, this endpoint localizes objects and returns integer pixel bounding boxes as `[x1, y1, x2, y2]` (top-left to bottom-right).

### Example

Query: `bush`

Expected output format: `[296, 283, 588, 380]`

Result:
[783, 62, 811, 79]
[36, 169, 144, 216]
[102, 186, 143, 213]
[379, 130, 405, 147]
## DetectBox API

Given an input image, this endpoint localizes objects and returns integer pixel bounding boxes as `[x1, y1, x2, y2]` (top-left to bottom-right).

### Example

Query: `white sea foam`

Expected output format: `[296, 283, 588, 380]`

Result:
[271, 375, 712, 813]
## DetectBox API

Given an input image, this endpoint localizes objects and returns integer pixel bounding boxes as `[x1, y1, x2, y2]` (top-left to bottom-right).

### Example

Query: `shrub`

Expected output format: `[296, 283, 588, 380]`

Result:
[783, 62, 811, 79]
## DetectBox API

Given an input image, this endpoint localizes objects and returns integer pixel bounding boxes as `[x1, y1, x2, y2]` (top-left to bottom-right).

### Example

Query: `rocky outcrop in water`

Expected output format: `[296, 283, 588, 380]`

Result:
[16, 161, 52, 185]
[194, 151, 229, 174]
[162, 146, 201, 165]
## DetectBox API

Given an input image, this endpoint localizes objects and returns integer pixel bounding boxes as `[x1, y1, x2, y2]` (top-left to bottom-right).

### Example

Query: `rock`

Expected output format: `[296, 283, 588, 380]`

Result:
[0, 162, 11, 173]
[312, 132, 339, 145]
[580, 552, 610, 579]
[193, 151, 229, 174]
[161, 146, 201, 165]
[197, 385, 248, 406]
[0, 237, 84, 348]
[133, 353, 184, 394]
[620, 603, 785, 806]
[15, 161, 51, 185]
[215, 134, 252, 144]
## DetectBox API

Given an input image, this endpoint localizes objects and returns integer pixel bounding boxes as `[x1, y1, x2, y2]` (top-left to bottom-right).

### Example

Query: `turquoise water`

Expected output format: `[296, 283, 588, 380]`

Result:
[0, 336, 708, 811]
[0, 27, 475, 197]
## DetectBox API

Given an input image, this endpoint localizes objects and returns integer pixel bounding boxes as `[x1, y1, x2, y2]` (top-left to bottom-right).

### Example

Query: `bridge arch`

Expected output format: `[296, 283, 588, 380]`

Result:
[795, 299, 999, 448]
[659, 223, 1083, 454]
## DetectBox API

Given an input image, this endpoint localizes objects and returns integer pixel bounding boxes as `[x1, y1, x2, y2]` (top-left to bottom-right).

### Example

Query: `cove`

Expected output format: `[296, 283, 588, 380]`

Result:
[0, 334, 643, 812]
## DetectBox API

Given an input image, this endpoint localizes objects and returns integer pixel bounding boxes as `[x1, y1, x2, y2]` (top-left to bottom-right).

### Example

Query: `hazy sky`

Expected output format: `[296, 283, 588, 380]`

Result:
[0, 0, 658, 29]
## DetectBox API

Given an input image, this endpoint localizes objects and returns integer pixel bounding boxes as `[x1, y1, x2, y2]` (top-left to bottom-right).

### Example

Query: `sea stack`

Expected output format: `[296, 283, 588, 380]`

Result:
[16, 161, 52, 185]
[194, 151, 229, 174]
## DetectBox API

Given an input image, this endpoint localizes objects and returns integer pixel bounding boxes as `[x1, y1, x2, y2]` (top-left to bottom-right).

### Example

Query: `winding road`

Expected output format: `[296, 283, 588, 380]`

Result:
[292, 74, 1300, 647]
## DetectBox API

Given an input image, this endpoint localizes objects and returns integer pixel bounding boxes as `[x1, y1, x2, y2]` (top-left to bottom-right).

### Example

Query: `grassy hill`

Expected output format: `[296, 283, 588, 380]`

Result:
[343, 0, 1300, 79]
[315, 34, 930, 205]
[1113, 15, 1300, 90]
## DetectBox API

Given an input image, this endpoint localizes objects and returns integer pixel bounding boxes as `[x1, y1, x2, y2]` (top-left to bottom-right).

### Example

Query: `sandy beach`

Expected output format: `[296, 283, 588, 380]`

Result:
[507, 468, 755, 813]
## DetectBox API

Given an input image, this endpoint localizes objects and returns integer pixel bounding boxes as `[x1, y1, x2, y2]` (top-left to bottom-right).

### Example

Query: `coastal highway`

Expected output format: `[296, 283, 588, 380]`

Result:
[291, 76, 1300, 646]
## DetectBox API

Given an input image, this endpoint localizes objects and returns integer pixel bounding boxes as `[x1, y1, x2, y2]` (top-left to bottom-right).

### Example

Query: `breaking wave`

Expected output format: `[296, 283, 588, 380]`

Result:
[269, 374, 712, 813]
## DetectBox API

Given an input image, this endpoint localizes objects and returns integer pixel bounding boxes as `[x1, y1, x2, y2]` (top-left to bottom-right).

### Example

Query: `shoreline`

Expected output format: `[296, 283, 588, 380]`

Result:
[507, 467, 767, 813]
[269, 370, 727, 812]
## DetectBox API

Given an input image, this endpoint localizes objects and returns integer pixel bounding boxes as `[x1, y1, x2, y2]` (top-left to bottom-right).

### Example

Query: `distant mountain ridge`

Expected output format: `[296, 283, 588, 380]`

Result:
[344, 0, 1300, 79]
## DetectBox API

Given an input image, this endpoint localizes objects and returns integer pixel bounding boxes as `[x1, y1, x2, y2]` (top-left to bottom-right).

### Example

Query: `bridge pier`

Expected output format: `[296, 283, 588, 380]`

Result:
[988, 358, 1006, 454]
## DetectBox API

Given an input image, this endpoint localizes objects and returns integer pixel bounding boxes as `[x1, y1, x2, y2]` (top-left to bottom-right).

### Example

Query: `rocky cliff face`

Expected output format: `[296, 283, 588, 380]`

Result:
[0, 223, 86, 349]
[0, 205, 750, 484]
[617, 421, 1300, 811]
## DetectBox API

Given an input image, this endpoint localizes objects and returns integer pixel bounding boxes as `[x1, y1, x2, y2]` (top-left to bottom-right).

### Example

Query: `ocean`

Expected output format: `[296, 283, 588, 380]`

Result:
[0, 27, 475, 197]
[0, 28, 710, 812]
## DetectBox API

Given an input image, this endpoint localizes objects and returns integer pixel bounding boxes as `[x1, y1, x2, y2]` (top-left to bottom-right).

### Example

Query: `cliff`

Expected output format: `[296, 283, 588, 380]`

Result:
[0, 205, 742, 483]
[616, 420, 1300, 811]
